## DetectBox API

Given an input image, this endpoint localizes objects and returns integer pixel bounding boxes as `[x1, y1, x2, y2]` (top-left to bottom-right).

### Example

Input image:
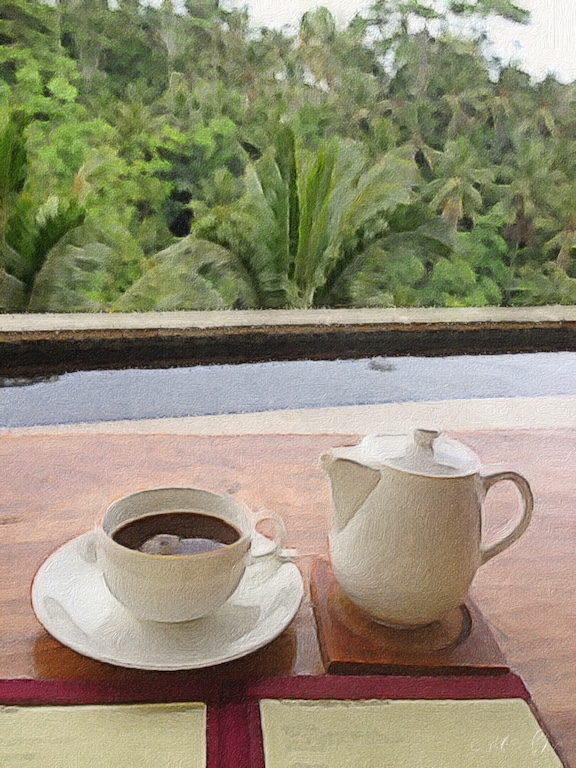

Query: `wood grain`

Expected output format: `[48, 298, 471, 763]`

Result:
[0, 430, 573, 763]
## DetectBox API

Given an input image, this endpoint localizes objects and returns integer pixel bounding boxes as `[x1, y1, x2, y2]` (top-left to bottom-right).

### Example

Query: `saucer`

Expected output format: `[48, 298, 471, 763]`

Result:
[31, 533, 304, 670]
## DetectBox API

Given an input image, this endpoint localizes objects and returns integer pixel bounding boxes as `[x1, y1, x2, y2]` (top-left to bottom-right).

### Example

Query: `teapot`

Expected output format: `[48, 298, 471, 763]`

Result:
[322, 429, 533, 627]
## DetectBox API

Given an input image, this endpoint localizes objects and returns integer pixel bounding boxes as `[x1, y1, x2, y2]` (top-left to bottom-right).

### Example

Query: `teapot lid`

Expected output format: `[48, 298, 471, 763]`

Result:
[360, 429, 480, 477]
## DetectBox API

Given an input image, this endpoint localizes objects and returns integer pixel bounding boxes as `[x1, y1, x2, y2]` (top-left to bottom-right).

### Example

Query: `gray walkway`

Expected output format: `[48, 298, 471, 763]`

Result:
[2, 352, 576, 428]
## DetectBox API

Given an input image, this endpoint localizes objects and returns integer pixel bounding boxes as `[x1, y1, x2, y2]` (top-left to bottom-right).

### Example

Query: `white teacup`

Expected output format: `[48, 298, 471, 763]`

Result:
[91, 487, 285, 622]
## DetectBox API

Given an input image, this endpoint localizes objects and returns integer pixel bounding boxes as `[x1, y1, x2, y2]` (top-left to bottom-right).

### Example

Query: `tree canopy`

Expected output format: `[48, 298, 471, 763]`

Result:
[3, 0, 576, 311]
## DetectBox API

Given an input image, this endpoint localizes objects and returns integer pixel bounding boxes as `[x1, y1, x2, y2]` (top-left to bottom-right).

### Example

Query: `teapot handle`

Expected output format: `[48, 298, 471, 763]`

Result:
[480, 471, 534, 565]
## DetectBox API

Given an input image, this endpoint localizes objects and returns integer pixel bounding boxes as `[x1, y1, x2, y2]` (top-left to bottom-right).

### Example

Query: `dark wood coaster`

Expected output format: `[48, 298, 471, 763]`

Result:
[310, 558, 509, 676]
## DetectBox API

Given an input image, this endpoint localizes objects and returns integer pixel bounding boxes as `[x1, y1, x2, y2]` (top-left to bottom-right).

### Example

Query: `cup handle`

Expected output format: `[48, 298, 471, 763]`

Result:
[480, 471, 534, 565]
[250, 510, 287, 560]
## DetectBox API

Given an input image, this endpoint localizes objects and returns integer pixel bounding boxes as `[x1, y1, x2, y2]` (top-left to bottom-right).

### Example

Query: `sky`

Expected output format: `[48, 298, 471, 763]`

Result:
[219, 0, 576, 83]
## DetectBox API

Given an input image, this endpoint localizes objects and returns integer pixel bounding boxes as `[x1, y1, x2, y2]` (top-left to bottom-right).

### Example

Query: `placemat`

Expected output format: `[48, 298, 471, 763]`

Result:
[0, 702, 206, 768]
[215, 673, 562, 767]
[0, 674, 564, 767]
[259, 698, 562, 768]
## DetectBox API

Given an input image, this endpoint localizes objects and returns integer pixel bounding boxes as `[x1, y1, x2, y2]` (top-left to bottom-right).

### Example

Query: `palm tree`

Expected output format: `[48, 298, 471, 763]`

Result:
[484, 67, 535, 154]
[448, 0, 529, 25]
[499, 137, 563, 251]
[57, 0, 111, 84]
[0, 111, 86, 311]
[0, 112, 28, 310]
[544, 185, 576, 273]
[228, 127, 417, 308]
[117, 127, 419, 309]
[427, 136, 493, 230]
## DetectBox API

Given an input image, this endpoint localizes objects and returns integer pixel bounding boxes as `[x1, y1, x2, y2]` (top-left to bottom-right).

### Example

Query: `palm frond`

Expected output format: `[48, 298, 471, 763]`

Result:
[294, 140, 338, 301]
[0, 113, 28, 203]
[114, 237, 236, 311]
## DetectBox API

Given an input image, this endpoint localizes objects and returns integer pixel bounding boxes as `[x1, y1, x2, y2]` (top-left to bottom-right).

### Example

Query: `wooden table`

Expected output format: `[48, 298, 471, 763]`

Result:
[1, 429, 574, 763]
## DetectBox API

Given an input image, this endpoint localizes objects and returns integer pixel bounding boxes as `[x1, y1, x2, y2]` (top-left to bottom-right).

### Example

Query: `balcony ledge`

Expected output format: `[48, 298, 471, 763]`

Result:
[1, 306, 576, 376]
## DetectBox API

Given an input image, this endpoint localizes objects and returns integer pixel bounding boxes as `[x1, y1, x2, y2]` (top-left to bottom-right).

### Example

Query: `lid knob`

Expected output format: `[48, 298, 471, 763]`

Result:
[413, 429, 440, 452]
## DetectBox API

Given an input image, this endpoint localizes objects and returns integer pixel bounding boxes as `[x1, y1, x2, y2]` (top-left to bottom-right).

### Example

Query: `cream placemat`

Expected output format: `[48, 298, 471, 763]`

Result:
[0, 702, 205, 768]
[260, 698, 562, 767]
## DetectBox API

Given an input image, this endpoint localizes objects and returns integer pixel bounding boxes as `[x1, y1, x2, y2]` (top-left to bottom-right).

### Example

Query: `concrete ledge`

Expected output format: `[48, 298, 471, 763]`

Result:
[5, 396, 575, 436]
[3, 306, 576, 332]
[2, 307, 576, 375]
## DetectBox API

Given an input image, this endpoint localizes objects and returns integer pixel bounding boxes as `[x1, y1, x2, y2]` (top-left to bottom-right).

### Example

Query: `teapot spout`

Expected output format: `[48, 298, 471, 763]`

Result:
[321, 454, 381, 532]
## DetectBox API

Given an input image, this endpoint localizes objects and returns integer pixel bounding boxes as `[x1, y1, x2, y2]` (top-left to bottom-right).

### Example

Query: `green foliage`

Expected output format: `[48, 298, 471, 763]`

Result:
[513, 263, 576, 306]
[0, 112, 28, 202]
[28, 222, 145, 311]
[3, 0, 576, 311]
[348, 245, 424, 308]
[7, 195, 86, 285]
[27, 229, 114, 312]
[448, 0, 530, 25]
[114, 237, 242, 311]
[191, 128, 418, 308]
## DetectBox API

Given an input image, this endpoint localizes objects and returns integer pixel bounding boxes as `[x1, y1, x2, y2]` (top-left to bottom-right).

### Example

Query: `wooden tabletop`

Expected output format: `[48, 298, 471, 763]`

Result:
[1, 429, 574, 764]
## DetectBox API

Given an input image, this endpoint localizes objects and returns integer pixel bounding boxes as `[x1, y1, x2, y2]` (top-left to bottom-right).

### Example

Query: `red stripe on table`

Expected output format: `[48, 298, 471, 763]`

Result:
[0, 677, 217, 705]
[248, 673, 529, 701]
[0, 673, 529, 768]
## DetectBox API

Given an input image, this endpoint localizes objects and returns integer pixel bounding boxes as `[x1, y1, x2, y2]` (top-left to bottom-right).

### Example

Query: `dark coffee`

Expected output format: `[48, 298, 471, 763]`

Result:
[112, 511, 241, 555]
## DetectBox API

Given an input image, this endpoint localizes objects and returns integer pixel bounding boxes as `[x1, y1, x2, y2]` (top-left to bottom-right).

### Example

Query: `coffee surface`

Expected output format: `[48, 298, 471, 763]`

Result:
[112, 511, 241, 555]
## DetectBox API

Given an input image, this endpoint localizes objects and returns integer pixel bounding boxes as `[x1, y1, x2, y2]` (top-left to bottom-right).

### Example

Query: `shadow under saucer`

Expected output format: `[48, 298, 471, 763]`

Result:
[33, 623, 298, 684]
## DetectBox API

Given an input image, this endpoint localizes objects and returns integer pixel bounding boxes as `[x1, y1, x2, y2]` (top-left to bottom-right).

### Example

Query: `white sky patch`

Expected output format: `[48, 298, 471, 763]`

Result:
[487, 0, 576, 82]
[219, 0, 371, 30]
[218, 0, 576, 82]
